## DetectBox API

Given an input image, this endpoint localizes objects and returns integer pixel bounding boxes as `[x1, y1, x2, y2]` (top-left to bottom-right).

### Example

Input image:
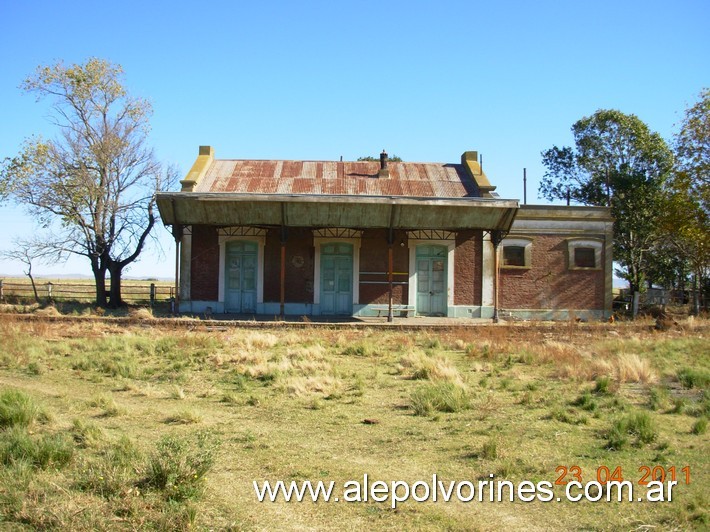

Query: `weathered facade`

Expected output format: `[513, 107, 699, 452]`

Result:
[156, 147, 613, 320]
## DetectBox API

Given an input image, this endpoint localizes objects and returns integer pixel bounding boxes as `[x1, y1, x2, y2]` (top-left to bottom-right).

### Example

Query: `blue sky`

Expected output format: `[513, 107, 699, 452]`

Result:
[1, 0, 708, 279]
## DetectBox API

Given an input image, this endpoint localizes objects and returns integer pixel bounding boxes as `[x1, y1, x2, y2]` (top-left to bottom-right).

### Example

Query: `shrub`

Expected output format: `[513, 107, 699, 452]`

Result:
[607, 412, 657, 450]
[71, 419, 104, 448]
[0, 389, 40, 429]
[594, 376, 612, 395]
[481, 439, 498, 460]
[691, 417, 707, 435]
[678, 368, 710, 389]
[648, 387, 670, 411]
[572, 392, 598, 412]
[74, 436, 139, 499]
[142, 432, 218, 502]
[341, 344, 369, 357]
[410, 383, 469, 416]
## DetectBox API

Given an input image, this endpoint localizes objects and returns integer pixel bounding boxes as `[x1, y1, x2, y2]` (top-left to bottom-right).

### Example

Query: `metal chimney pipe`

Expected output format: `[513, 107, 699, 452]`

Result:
[380, 150, 388, 170]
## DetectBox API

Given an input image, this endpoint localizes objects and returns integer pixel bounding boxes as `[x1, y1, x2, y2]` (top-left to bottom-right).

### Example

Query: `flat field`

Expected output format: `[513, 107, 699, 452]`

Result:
[0, 315, 708, 530]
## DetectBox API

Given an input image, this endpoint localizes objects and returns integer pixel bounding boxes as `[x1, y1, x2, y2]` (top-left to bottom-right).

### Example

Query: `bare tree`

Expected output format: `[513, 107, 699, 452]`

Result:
[0, 239, 57, 303]
[0, 58, 176, 307]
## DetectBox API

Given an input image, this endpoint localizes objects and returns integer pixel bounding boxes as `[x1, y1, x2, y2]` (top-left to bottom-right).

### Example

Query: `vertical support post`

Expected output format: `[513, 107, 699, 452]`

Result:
[0, 279, 3, 302]
[491, 230, 503, 323]
[280, 225, 287, 320]
[388, 244, 394, 322]
[387, 209, 396, 323]
[150, 283, 156, 307]
[172, 224, 182, 315]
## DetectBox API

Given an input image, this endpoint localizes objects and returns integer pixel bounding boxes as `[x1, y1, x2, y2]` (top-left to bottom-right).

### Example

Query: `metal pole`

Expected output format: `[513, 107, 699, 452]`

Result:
[280, 227, 287, 320]
[523, 168, 527, 205]
[387, 244, 394, 323]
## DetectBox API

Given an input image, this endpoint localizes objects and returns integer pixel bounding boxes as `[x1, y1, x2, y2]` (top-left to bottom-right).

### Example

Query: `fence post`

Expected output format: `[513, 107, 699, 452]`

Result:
[150, 283, 156, 307]
[47, 281, 53, 302]
[0, 279, 3, 301]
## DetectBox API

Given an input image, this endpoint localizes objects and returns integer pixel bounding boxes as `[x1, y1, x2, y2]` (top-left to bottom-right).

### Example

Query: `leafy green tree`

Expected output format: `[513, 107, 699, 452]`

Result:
[0, 59, 176, 307]
[540, 110, 674, 293]
[663, 89, 710, 312]
[357, 154, 403, 162]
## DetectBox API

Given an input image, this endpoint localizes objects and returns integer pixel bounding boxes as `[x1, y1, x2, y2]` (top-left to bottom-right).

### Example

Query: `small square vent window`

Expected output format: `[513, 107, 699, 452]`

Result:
[503, 246, 526, 267]
[574, 247, 596, 268]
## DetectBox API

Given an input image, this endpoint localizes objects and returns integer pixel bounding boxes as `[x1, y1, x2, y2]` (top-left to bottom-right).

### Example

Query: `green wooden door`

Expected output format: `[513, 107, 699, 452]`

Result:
[416, 245, 447, 316]
[225, 241, 257, 313]
[320, 243, 353, 315]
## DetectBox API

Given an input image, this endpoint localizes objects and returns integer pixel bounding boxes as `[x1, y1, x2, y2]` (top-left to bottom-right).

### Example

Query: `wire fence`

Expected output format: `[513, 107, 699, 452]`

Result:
[0, 279, 174, 305]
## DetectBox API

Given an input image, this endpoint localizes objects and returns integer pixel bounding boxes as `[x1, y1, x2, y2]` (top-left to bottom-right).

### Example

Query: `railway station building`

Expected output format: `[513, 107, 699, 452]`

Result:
[156, 147, 613, 321]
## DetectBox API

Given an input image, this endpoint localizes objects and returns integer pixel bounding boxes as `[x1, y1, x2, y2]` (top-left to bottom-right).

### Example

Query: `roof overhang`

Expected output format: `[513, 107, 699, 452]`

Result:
[156, 192, 520, 232]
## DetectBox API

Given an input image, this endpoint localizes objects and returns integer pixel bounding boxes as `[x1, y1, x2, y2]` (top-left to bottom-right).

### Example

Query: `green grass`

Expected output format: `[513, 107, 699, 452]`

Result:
[142, 432, 218, 502]
[410, 382, 470, 415]
[678, 367, 710, 389]
[0, 426, 74, 469]
[0, 317, 708, 529]
[0, 389, 41, 429]
[606, 411, 658, 450]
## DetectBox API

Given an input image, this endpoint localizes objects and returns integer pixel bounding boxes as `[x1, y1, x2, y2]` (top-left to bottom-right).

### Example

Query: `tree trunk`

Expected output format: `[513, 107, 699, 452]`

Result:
[692, 272, 700, 316]
[91, 259, 108, 307]
[26, 269, 40, 304]
[108, 263, 124, 308]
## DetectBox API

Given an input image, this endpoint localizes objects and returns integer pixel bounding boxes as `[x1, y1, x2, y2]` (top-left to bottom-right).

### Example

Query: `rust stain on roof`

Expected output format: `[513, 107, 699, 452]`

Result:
[193, 159, 479, 198]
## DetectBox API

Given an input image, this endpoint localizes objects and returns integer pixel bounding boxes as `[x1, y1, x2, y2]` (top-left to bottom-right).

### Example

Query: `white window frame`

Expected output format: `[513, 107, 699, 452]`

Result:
[500, 237, 533, 269]
[313, 237, 361, 306]
[567, 238, 603, 270]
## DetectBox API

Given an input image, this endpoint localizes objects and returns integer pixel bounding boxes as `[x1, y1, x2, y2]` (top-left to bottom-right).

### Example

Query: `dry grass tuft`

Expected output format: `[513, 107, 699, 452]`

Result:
[616, 353, 658, 384]
[34, 305, 61, 317]
[555, 352, 657, 384]
[237, 331, 280, 350]
[281, 375, 344, 397]
[129, 307, 153, 320]
[169, 386, 187, 400]
[165, 409, 202, 424]
[398, 351, 465, 386]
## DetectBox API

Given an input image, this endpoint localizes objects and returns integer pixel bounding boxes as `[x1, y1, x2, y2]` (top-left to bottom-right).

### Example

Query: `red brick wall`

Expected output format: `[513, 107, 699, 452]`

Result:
[500, 235, 605, 310]
[359, 229, 409, 305]
[454, 230, 482, 306]
[263, 228, 315, 303]
[190, 225, 219, 301]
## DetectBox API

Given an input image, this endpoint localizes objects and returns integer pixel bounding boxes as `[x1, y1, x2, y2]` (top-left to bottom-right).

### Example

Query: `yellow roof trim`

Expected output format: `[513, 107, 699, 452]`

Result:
[180, 146, 214, 192]
[461, 151, 496, 196]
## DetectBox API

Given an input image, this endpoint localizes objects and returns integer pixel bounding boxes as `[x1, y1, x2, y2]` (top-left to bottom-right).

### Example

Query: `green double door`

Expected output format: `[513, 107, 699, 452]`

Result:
[320, 243, 353, 315]
[225, 241, 257, 313]
[416, 245, 447, 316]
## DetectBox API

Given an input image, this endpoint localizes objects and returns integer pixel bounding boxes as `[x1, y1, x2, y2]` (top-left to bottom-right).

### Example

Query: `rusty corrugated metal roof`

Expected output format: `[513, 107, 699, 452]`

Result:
[194, 159, 480, 198]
